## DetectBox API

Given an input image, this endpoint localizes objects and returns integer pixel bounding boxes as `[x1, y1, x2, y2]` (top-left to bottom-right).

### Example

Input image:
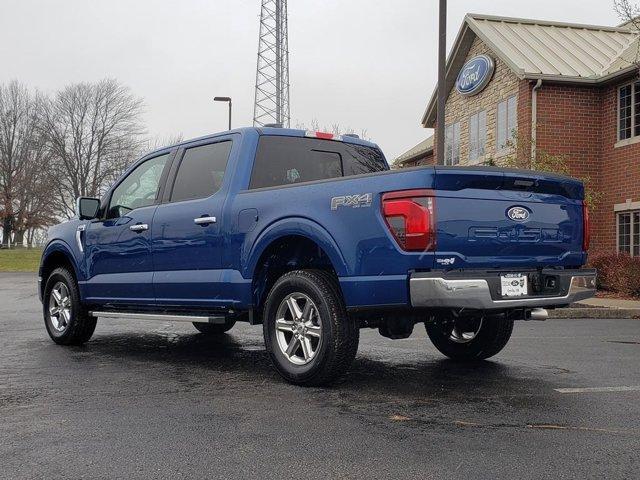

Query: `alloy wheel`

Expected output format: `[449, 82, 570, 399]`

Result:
[48, 282, 72, 333]
[274, 293, 322, 365]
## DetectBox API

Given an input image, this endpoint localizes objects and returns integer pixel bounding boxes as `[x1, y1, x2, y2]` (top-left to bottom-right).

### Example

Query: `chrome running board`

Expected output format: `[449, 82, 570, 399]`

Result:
[89, 311, 227, 324]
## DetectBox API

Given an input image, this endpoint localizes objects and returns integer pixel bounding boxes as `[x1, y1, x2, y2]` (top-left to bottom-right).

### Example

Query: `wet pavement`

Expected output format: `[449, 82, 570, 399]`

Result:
[1, 272, 639, 479]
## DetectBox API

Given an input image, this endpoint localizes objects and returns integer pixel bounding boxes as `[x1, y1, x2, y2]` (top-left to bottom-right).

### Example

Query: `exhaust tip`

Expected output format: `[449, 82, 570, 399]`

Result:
[528, 308, 548, 321]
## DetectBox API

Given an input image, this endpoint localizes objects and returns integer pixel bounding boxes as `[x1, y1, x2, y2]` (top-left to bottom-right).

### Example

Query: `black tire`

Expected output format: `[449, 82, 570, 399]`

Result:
[263, 270, 359, 386]
[43, 267, 97, 345]
[192, 318, 236, 334]
[425, 314, 514, 361]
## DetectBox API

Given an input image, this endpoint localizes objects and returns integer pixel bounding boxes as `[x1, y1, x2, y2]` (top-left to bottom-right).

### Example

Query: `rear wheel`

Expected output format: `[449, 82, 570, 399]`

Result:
[43, 267, 97, 345]
[425, 314, 513, 361]
[192, 318, 236, 334]
[263, 270, 359, 386]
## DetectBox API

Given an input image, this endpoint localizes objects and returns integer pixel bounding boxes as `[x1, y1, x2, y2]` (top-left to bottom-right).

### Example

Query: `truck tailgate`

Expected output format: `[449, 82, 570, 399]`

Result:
[433, 167, 586, 269]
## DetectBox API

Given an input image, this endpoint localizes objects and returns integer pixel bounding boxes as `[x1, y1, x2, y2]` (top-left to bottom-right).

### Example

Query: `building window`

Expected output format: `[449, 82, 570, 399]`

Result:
[469, 110, 487, 163]
[617, 82, 640, 141]
[618, 211, 640, 256]
[619, 84, 632, 140]
[497, 95, 517, 151]
[445, 122, 460, 165]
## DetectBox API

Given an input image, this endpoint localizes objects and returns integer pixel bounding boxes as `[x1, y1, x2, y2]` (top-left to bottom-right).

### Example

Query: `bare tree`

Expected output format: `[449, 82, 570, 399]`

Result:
[615, 0, 640, 27]
[39, 79, 145, 218]
[0, 81, 55, 247]
[614, 1, 640, 73]
[139, 133, 184, 157]
[13, 130, 58, 245]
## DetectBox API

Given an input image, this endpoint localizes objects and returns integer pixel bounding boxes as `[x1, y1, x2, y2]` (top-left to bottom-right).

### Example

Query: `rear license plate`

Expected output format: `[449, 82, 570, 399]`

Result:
[501, 274, 528, 297]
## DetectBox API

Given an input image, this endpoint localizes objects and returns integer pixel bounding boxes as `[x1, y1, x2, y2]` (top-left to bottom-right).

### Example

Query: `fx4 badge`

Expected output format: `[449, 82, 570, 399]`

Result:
[331, 193, 373, 211]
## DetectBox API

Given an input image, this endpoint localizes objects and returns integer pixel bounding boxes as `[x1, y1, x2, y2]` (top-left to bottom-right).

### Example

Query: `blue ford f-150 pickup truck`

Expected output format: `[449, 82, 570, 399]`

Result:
[39, 127, 596, 385]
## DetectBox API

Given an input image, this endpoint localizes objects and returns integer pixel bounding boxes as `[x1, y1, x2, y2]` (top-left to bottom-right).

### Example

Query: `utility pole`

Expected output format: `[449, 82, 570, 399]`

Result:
[436, 0, 447, 165]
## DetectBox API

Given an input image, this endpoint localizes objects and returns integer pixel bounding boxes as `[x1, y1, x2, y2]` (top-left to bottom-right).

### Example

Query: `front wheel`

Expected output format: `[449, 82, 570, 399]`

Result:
[43, 267, 97, 345]
[425, 314, 514, 361]
[263, 270, 359, 386]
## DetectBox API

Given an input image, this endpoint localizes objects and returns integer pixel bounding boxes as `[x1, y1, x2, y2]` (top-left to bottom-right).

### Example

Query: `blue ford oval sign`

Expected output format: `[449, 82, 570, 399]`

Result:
[456, 55, 495, 97]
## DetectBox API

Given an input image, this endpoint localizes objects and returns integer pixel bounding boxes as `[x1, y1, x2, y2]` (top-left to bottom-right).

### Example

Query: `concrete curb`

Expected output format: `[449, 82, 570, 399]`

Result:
[548, 307, 640, 319]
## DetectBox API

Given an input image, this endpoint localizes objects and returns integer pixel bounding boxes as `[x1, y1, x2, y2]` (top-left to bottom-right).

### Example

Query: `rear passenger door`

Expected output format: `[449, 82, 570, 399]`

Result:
[151, 138, 233, 308]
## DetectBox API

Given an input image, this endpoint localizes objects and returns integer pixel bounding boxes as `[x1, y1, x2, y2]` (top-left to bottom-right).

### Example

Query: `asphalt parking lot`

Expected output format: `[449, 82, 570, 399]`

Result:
[1, 273, 639, 479]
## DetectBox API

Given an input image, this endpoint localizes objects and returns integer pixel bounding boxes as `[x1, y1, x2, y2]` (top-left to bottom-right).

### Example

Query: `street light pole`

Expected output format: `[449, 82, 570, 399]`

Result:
[214, 96, 232, 130]
[436, 0, 447, 166]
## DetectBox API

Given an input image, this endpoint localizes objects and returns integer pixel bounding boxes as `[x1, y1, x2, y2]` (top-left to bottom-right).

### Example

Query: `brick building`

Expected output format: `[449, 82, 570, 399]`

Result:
[396, 14, 640, 257]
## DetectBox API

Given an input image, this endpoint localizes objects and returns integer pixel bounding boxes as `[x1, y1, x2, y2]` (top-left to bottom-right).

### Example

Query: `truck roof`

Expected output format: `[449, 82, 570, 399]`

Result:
[146, 127, 380, 158]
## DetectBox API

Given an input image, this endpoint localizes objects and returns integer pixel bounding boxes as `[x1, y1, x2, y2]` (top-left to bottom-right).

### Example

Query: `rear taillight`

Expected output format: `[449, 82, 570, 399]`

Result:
[382, 189, 436, 251]
[582, 200, 590, 251]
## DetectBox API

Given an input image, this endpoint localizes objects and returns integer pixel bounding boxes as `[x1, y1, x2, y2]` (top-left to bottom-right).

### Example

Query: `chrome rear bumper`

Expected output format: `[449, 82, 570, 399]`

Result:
[410, 270, 596, 310]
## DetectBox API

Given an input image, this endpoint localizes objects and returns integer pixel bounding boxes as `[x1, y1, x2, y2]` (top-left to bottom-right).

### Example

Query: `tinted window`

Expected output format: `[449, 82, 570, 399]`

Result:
[444, 122, 460, 166]
[497, 95, 517, 151]
[108, 153, 170, 218]
[341, 143, 388, 176]
[250, 136, 387, 189]
[171, 141, 231, 202]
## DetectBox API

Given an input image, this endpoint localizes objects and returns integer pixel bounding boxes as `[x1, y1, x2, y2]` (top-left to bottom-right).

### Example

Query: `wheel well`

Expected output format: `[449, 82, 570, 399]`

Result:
[40, 251, 76, 296]
[252, 235, 339, 321]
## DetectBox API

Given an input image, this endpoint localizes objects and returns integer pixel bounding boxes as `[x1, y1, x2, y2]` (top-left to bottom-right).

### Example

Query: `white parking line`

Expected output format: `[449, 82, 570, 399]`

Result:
[555, 386, 640, 394]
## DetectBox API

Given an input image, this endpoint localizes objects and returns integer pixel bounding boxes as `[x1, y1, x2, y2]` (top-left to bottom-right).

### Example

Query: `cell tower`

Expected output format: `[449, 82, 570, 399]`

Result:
[253, 0, 290, 127]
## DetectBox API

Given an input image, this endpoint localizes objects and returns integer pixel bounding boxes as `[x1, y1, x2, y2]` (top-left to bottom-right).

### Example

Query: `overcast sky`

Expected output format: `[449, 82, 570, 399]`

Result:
[0, 0, 620, 159]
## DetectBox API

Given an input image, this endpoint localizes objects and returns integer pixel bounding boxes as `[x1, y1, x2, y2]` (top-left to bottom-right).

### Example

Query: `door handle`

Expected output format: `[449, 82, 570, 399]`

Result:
[194, 216, 217, 225]
[76, 224, 86, 253]
[130, 223, 149, 232]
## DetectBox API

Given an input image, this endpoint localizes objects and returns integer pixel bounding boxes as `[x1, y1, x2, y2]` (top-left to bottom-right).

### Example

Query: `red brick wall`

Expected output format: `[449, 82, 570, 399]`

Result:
[535, 84, 603, 181]
[517, 80, 532, 162]
[599, 82, 640, 253]
[532, 80, 640, 254]
[527, 82, 608, 253]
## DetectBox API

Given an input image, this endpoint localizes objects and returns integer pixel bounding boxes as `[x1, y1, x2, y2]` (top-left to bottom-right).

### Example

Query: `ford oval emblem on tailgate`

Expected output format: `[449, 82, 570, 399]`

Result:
[507, 206, 530, 222]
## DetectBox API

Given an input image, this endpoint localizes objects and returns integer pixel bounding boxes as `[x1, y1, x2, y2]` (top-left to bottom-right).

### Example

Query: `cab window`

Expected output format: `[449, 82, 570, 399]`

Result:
[108, 153, 171, 218]
[170, 141, 232, 202]
[250, 136, 387, 189]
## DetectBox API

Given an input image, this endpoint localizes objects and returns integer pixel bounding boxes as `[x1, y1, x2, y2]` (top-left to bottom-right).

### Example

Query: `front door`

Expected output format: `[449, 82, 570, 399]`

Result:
[82, 152, 172, 305]
[152, 139, 232, 308]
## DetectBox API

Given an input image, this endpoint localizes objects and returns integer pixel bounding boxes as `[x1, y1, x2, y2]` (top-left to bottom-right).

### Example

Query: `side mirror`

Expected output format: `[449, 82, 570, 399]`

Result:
[76, 197, 100, 220]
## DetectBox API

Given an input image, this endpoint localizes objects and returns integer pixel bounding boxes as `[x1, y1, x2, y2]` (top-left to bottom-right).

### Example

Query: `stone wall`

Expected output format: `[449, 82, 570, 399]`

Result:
[441, 36, 520, 165]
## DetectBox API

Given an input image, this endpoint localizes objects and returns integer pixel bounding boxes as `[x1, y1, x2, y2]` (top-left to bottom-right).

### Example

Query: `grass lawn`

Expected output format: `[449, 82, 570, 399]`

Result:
[0, 248, 43, 272]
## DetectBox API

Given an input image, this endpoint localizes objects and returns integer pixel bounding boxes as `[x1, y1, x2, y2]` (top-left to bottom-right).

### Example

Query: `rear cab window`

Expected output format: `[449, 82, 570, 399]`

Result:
[249, 136, 388, 189]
